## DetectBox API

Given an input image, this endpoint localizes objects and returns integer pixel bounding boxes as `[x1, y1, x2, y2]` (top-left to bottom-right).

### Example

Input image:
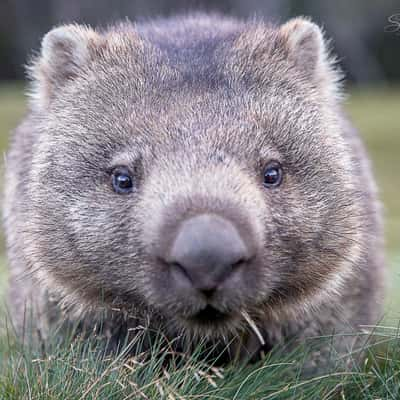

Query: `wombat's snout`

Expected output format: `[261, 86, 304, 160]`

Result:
[162, 214, 252, 297]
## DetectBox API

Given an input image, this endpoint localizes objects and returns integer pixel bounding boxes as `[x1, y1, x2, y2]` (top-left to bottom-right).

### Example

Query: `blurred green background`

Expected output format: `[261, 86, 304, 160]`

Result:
[0, 0, 399, 322]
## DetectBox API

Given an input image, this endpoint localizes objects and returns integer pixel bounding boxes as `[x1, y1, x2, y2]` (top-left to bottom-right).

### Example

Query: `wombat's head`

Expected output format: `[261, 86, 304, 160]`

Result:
[26, 16, 363, 338]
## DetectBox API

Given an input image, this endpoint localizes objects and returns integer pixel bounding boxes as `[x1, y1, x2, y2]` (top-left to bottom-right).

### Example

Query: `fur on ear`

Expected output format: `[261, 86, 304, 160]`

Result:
[278, 17, 343, 99]
[28, 24, 100, 110]
[230, 17, 342, 101]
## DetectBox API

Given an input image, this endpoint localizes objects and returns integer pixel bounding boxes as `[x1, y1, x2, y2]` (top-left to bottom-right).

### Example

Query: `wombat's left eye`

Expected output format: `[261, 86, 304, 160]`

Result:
[263, 161, 283, 188]
[111, 167, 133, 194]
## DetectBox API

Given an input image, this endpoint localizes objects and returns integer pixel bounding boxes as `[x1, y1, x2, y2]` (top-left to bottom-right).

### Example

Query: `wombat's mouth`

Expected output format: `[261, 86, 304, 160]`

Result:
[188, 305, 231, 325]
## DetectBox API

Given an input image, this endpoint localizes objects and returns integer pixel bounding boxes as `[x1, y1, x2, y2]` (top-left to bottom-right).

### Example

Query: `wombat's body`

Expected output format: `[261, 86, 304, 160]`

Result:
[4, 15, 384, 369]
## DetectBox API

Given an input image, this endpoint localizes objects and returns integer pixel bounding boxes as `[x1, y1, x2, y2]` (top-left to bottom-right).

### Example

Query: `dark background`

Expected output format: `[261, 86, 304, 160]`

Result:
[0, 0, 399, 84]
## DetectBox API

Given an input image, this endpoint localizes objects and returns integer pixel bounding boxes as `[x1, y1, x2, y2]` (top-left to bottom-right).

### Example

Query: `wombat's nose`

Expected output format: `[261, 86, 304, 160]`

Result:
[167, 214, 249, 296]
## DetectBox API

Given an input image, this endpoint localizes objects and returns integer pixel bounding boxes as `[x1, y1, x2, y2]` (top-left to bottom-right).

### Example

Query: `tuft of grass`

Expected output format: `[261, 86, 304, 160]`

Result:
[1, 324, 400, 399]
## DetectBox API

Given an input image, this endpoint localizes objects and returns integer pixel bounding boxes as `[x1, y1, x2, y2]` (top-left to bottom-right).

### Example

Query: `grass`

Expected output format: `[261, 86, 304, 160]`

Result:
[2, 324, 400, 399]
[0, 82, 399, 398]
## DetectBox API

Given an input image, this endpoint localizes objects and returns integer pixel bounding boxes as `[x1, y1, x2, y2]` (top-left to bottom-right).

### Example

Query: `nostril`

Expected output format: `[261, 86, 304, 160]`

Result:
[231, 258, 247, 270]
[170, 261, 183, 270]
[168, 260, 194, 283]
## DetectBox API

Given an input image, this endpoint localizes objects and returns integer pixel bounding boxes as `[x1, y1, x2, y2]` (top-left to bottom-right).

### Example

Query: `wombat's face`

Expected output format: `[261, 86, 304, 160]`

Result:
[27, 18, 362, 337]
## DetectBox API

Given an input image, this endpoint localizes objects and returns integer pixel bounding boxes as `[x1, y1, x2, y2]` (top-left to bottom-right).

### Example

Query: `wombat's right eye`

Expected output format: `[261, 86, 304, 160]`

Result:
[263, 161, 283, 188]
[111, 167, 133, 194]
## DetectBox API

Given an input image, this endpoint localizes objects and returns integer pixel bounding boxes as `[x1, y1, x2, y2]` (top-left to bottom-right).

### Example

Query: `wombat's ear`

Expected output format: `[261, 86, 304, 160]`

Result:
[278, 17, 341, 97]
[28, 24, 100, 110]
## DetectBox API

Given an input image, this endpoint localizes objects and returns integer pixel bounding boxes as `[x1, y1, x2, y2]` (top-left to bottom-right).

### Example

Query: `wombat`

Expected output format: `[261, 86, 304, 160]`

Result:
[3, 14, 385, 369]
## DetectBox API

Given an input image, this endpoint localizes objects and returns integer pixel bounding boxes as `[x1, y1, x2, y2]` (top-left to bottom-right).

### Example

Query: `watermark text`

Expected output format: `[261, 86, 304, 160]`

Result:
[385, 13, 400, 34]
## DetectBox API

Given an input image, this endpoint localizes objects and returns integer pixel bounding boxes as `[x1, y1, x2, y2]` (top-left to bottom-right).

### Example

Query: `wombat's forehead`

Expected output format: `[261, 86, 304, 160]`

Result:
[58, 77, 320, 164]
[55, 44, 324, 160]
[78, 92, 265, 144]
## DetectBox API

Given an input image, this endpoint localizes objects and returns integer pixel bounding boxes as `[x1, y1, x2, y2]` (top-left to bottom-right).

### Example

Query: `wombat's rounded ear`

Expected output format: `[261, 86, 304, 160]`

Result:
[279, 18, 325, 73]
[28, 24, 100, 110]
[278, 17, 342, 98]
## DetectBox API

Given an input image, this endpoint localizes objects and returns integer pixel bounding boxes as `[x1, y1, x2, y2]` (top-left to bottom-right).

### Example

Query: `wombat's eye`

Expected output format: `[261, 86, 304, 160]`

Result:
[111, 167, 133, 194]
[263, 161, 283, 188]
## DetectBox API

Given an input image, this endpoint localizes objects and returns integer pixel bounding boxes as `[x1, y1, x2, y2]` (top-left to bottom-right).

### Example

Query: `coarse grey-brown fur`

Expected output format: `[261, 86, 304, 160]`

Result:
[3, 14, 385, 370]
